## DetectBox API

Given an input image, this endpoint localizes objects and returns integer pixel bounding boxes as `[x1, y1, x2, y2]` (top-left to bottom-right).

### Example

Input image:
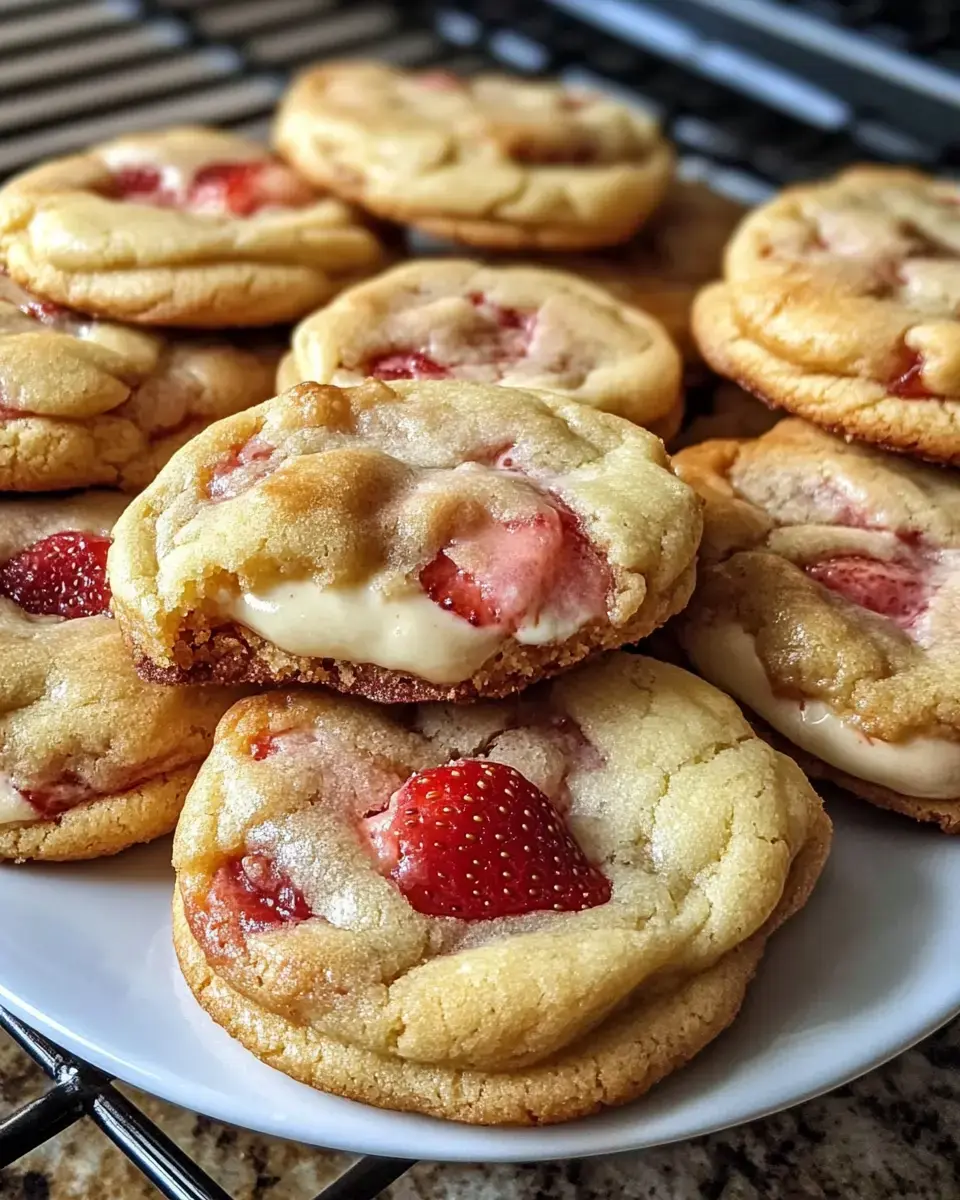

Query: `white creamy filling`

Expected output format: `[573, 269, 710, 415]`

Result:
[0, 776, 39, 826]
[226, 577, 507, 685]
[686, 624, 960, 800]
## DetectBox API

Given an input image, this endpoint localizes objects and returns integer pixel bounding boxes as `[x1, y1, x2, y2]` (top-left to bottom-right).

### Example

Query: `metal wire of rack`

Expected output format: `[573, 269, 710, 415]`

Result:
[0, 1, 958, 1198]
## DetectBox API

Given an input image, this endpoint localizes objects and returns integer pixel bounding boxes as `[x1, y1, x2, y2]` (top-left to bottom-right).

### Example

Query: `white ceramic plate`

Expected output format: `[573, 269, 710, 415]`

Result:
[1, 791, 959, 1163]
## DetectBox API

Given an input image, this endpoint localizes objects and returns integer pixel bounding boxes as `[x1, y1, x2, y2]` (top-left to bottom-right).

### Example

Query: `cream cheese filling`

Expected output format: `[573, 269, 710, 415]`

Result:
[0, 776, 39, 826]
[226, 577, 506, 685]
[686, 623, 960, 800]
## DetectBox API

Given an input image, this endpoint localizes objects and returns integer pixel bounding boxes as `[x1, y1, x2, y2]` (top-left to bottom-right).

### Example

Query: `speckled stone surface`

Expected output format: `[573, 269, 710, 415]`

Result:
[2, 1018, 960, 1200]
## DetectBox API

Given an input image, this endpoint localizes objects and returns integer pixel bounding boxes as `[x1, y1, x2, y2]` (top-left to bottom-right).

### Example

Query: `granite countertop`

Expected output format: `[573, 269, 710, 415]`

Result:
[2, 1017, 960, 1200]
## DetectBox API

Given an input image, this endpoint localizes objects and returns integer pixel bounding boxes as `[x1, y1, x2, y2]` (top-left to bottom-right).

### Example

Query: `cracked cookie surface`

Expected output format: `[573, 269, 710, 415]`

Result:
[0, 493, 246, 860]
[694, 167, 960, 464]
[278, 259, 682, 435]
[274, 62, 673, 251]
[108, 379, 701, 702]
[0, 272, 277, 490]
[674, 419, 960, 829]
[0, 126, 383, 327]
[173, 652, 829, 1124]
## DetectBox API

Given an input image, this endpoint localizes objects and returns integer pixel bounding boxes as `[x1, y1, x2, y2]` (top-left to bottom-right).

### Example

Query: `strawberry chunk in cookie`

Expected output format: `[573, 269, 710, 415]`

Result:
[172, 654, 828, 1124]
[282, 260, 683, 433]
[0, 494, 246, 859]
[676, 420, 960, 828]
[108, 379, 700, 702]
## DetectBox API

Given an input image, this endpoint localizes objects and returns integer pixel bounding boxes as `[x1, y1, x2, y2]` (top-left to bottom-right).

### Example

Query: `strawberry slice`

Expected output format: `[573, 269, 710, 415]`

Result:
[889, 349, 932, 399]
[107, 165, 171, 204]
[186, 160, 315, 216]
[363, 760, 610, 919]
[466, 291, 536, 336]
[0, 532, 112, 619]
[202, 854, 312, 948]
[805, 554, 928, 628]
[367, 351, 450, 381]
[420, 507, 609, 633]
[207, 435, 275, 501]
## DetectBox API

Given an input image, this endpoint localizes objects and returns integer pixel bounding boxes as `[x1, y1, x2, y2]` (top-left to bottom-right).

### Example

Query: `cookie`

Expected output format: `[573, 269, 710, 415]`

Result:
[0, 126, 382, 328]
[273, 63, 674, 251]
[0, 493, 246, 861]
[0, 271, 277, 491]
[172, 652, 830, 1125]
[673, 419, 960, 830]
[108, 379, 702, 702]
[557, 181, 745, 366]
[693, 167, 960, 464]
[278, 259, 682, 436]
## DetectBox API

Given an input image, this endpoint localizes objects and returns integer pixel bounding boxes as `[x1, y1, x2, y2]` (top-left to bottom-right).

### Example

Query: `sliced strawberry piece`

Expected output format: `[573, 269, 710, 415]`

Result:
[466, 291, 536, 336]
[0, 532, 111, 619]
[362, 759, 610, 919]
[419, 505, 610, 634]
[203, 854, 312, 948]
[367, 351, 450, 381]
[889, 351, 933, 399]
[186, 160, 315, 217]
[107, 165, 168, 203]
[207, 435, 275, 501]
[805, 554, 928, 628]
[20, 775, 93, 820]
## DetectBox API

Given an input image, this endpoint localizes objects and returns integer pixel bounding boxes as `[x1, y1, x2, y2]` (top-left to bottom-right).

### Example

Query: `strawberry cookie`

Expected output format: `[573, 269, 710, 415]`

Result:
[108, 379, 701, 701]
[674, 419, 960, 831]
[694, 167, 960, 464]
[172, 652, 829, 1124]
[0, 493, 245, 861]
[0, 271, 277, 491]
[277, 260, 682, 436]
[558, 181, 745, 366]
[273, 62, 673, 251]
[0, 127, 382, 327]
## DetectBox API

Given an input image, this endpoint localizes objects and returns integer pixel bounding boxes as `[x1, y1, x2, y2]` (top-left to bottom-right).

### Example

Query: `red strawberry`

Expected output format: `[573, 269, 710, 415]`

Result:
[0, 532, 112, 619]
[419, 550, 500, 627]
[363, 760, 610, 920]
[186, 160, 314, 217]
[805, 554, 928, 627]
[890, 350, 933, 399]
[207, 435, 275, 501]
[467, 291, 536, 336]
[367, 351, 450, 381]
[203, 854, 312, 948]
[108, 165, 166, 201]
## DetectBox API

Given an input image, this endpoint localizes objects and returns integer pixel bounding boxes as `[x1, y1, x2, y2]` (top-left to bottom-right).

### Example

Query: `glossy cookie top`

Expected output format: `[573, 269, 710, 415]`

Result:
[174, 653, 827, 1075]
[109, 379, 701, 691]
[281, 259, 682, 433]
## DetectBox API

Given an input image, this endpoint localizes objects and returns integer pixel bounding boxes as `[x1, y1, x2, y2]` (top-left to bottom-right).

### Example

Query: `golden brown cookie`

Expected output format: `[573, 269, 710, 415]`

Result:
[0, 126, 382, 328]
[173, 653, 830, 1124]
[274, 63, 674, 251]
[108, 379, 702, 702]
[694, 167, 960, 464]
[0, 271, 277, 491]
[0, 493, 247, 861]
[278, 259, 682, 435]
[673, 419, 960, 830]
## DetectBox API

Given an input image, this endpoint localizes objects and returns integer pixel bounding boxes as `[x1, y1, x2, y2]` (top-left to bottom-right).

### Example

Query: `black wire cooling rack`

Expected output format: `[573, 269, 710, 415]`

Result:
[0, 1, 958, 1197]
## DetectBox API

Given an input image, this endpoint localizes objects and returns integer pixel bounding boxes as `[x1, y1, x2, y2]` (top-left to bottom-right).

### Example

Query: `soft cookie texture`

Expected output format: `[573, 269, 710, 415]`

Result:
[694, 167, 960, 464]
[274, 63, 673, 251]
[0, 126, 382, 328]
[0, 493, 246, 861]
[278, 259, 682, 436]
[674, 419, 960, 830]
[108, 379, 701, 702]
[556, 181, 744, 366]
[0, 272, 277, 491]
[173, 653, 830, 1125]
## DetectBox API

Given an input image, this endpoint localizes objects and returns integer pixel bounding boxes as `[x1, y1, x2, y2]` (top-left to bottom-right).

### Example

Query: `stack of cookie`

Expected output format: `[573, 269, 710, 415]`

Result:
[0, 62, 835, 1126]
[677, 166, 960, 835]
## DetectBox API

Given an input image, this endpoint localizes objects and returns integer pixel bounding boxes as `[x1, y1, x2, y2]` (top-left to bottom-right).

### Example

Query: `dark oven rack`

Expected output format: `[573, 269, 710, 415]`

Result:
[0, 1, 958, 1198]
